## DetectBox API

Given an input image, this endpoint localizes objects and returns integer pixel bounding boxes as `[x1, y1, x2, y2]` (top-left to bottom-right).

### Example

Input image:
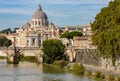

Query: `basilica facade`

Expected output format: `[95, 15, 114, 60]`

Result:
[7, 4, 60, 47]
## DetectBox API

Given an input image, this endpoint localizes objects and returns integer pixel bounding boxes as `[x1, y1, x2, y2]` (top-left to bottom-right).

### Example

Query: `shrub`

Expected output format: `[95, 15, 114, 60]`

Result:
[18, 54, 38, 63]
[117, 77, 120, 81]
[87, 70, 92, 76]
[18, 54, 24, 61]
[94, 71, 101, 78]
[108, 75, 115, 81]
[0, 37, 12, 47]
[42, 39, 65, 64]
[0, 56, 6, 59]
[53, 60, 68, 68]
[100, 73, 105, 79]
[73, 63, 84, 75]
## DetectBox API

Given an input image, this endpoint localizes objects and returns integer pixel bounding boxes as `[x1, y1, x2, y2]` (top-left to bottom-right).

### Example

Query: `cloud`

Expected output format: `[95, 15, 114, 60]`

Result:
[0, 0, 109, 6]
[47, 11, 72, 17]
[38, 0, 109, 5]
[0, 0, 109, 15]
[0, 8, 32, 15]
[0, 0, 110, 28]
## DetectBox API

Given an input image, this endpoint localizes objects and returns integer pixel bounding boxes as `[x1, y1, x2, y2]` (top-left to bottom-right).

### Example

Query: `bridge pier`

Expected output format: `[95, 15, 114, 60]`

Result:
[7, 56, 14, 64]
[7, 48, 20, 64]
[7, 55, 19, 64]
[0, 47, 43, 64]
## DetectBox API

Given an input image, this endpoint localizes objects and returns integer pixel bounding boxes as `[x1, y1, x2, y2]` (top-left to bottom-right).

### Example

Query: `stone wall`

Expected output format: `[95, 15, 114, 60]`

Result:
[21, 49, 43, 63]
[64, 48, 76, 62]
[0, 48, 43, 63]
[75, 49, 100, 66]
[75, 49, 120, 71]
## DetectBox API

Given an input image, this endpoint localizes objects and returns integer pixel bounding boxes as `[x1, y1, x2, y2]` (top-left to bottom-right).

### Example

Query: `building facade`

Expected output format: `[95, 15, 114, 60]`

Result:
[73, 36, 96, 49]
[7, 4, 60, 47]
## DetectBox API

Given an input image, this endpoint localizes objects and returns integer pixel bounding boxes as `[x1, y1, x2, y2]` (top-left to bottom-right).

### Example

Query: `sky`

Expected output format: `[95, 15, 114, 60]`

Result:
[0, 0, 110, 30]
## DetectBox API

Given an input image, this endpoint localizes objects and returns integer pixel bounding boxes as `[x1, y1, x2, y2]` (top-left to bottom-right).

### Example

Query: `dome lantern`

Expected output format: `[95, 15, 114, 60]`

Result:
[37, 4, 42, 11]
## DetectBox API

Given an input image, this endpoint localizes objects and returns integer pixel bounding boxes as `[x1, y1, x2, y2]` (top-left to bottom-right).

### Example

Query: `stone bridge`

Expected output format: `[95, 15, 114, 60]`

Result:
[0, 47, 43, 64]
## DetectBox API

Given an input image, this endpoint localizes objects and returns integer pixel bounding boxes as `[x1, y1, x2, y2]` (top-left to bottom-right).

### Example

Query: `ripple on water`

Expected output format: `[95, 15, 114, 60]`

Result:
[0, 61, 95, 81]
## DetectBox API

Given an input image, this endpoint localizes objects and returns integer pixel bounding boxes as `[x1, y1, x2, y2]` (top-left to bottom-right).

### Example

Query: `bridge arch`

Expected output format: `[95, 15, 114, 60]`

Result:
[0, 47, 43, 63]
[0, 50, 8, 57]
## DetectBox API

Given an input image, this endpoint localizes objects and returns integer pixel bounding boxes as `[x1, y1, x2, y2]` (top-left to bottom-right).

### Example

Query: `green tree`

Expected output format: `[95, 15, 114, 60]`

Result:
[0, 28, 12, 34]
[61, 32, 70, 39]
[92, 0, 120, 65]
[42, 39, 65, 64]
[61, 31, 83, 39]
[0, 37, 12, 47]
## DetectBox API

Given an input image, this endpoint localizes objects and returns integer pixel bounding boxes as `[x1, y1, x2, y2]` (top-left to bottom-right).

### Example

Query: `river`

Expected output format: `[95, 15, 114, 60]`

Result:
[0, 60, 95, 81]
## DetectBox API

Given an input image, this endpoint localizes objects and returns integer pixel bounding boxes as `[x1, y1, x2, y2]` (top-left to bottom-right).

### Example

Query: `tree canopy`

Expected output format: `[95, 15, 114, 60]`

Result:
[0, 28, 12, 34]
[0, 28, 19, 34]
[42, 39, 65, 64]
[61, 31, 83, 39]
[92, 0, 120, 65]
[0, 37, 12, 47]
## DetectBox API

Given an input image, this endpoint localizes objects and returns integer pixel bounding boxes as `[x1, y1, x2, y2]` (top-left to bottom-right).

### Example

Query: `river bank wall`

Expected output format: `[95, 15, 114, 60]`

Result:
[65, 48, 120, 75]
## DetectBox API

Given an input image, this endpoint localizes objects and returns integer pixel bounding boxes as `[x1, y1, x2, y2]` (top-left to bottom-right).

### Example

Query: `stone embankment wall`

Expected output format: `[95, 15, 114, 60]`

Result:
[75, 49, 120, 72]
[65, 48, 120, 72]
[64, 48, 76, 62]
[75, 49, 100, 66]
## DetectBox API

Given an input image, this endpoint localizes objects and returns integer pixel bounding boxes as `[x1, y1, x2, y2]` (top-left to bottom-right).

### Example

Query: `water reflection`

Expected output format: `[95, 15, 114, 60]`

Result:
[0, 61, 95, 81]
[43, 64, 65, 74]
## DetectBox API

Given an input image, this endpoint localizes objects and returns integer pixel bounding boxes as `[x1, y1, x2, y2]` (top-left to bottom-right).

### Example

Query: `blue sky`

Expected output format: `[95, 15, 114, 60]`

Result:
[0, 0, 110, 30]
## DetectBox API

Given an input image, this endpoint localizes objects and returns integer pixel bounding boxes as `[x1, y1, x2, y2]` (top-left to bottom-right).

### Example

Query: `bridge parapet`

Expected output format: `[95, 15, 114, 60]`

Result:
[0, 47, 40, 50]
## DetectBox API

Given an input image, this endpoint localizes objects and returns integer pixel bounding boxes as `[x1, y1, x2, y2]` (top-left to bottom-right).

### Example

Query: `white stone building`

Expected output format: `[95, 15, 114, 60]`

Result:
[7, 4, 60, 47]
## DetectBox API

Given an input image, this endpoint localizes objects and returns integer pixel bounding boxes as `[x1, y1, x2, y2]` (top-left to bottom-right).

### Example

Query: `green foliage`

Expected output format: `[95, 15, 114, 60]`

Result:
[0, 37, 12, 47]
[61, 32, 70, 39]
[0, 56, 7, 59]
[61, 31, 83, 39]
[94, 71, 101, 78]
[42, 39, 65, 64]
[0, 28, 12, 34]
[43, 64, 65, 74]
[117, 77, 120, 81]
[100, 73, 105, 79]
[53, 60, 68, 68]
[92, 0, 120, 65]
[18, 54, 38, 63]
[73, 63, 85, 75]
[108, 75, 115, 81]
[87, 70, 92, 76]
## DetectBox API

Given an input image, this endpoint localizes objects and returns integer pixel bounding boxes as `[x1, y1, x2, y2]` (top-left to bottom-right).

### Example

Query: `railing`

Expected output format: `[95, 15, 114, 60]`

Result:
[0, 47, 40, 50]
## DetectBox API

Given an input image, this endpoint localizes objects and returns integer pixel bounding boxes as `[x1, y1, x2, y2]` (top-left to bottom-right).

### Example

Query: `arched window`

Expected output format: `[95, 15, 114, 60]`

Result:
[39, 21, 41, 25]
[35, 21, 37, 25]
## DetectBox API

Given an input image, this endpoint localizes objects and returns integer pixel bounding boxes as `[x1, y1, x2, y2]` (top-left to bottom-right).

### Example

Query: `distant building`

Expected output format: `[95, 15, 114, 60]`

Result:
[62, 23, 93, 36]
[63, 25, 83, 33]
[7, 4, 60, 47]
[6, 4, 94, 49]
[83, 23, 93, 36]
[73, 36, 96, 49]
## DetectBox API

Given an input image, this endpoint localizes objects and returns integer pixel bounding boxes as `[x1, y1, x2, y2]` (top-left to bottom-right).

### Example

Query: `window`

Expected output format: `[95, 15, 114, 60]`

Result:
[39, 21, 41, 25]
[32, 38, 35, 45]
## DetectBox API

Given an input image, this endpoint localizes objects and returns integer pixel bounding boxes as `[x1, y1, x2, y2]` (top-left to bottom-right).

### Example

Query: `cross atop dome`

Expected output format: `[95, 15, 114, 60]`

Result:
[37, 4, 42, 11]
